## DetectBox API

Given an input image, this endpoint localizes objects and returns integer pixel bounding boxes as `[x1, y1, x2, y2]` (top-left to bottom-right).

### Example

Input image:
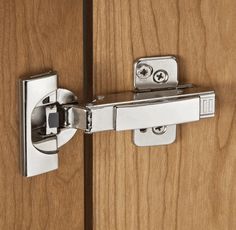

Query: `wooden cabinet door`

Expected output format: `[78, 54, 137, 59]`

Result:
[0, 1, 84, 229]
[93, 0, 236, 230]
[1, 1, 235, 230]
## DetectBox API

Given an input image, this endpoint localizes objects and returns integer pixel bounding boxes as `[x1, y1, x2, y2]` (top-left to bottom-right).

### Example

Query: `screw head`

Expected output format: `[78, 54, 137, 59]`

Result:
[152, 126, 167, 135]
[153, 70, 169, 83]
[136, 64, 153, 79]
[97, 95, 105, 100]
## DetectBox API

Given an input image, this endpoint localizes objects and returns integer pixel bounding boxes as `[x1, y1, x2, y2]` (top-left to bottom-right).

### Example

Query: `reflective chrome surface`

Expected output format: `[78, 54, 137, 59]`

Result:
[19, 56, 216, 176]
[20, 73, 77, 177]
[134, 56, 178, 90]
[134, 125, 176, 147]
[20, 72, 59, 177]
[115, 97, 200, 131]
[200, 94, 215, 118]
[68, 87, 215, 134]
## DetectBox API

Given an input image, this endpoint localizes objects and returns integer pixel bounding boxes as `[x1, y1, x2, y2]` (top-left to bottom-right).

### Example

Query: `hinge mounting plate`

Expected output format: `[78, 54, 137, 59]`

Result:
[133, 56, 178, 146]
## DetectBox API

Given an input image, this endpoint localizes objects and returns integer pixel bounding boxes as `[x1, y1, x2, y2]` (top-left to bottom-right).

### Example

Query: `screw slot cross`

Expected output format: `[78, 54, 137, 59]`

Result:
[156, 72, 164, 81]
[140, 69, 148, 77]
[153, 70, 169, 83]
[136, 64, 153, 79]
[152, 126, 167, 135]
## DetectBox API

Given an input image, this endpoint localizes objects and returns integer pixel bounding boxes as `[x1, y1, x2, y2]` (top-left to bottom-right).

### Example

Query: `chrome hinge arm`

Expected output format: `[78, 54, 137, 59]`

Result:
[63, 85, 215, 133]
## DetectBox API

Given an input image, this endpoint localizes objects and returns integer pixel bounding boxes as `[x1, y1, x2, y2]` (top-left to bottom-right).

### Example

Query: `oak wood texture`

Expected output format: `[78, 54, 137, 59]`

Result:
[93, 0, 236, 229]
[0, 1, 84, 229]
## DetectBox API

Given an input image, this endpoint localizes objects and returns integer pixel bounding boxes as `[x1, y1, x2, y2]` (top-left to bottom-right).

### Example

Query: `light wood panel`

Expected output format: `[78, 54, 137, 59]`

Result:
[0, 1, 84, 229]
[93, 0, 236, 229]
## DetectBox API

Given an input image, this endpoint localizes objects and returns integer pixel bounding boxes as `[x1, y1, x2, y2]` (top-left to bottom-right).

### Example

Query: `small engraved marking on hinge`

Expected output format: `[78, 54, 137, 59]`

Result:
[200, 94, 215, 118]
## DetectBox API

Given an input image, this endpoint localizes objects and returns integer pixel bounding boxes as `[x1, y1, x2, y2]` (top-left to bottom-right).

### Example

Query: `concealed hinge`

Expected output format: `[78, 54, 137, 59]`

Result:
[20, 56, 216, 177]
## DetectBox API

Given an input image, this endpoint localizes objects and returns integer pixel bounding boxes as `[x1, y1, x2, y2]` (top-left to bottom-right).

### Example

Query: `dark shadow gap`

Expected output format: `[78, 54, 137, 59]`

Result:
[83, 0, 93, 229]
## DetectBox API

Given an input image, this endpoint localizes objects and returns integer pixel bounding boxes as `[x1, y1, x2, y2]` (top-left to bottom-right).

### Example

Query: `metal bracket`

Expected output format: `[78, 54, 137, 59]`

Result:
[134, 56, 178, 146]
[20, 56, 215, 177]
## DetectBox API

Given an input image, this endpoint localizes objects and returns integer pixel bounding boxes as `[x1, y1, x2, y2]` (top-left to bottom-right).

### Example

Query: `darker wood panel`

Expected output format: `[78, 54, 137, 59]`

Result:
[93, 0, 236, 230]
[0, 1, 84, 229]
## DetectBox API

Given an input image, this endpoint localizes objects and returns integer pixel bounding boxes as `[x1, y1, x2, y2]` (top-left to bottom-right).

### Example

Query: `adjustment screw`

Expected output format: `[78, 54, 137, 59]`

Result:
[136, 64, 153, 79]
[152, 126, 167, 135]
[153, 70, 169, 83]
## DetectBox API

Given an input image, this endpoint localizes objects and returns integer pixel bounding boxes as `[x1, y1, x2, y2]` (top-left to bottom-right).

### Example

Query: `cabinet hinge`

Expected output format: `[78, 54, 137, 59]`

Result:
[20, 56, 216, 177]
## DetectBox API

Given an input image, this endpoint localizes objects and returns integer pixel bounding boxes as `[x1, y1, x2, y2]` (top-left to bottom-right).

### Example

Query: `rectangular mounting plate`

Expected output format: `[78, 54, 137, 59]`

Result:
[134, 56, 178, 90]
[133, 125, 176, 147]
[20, 72, 59, 177]
[133, 56, 178, 147]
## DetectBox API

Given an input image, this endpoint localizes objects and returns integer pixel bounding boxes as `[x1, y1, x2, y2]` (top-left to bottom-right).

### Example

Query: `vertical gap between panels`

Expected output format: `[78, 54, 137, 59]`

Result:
[83, 0, 93, 229]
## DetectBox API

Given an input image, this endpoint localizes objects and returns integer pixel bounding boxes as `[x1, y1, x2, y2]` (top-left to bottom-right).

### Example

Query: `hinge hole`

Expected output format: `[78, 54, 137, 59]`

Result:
[140, 128, 147, 133]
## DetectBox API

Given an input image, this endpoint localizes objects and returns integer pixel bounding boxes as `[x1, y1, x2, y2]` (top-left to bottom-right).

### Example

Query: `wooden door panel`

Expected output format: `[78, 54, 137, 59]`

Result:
[93, 0, 236, 229]
[0, 1, 84, 229]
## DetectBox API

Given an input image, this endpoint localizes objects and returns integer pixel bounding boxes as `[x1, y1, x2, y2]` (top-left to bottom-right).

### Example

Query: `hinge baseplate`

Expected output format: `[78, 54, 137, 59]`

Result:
[133, 56, 178, 146]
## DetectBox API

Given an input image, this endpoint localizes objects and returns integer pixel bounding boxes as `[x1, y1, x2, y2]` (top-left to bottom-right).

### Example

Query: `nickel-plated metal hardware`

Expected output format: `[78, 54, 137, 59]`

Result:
[153, 70, 169, 83]
[20, 72, 78, 177]
[19, 56, 215, 177]
[136, 63, 153, 79]
[152, 126, 167, 135]
[134, 56, 178, 90]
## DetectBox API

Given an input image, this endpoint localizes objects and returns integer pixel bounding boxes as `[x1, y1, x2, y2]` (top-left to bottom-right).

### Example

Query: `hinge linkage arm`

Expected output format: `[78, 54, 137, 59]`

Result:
[63, 86, 215, 134]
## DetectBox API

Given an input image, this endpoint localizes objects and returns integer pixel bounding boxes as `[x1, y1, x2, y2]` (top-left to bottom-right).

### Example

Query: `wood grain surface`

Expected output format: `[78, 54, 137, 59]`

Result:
[93, 0, 236, 229]
[0, 1, 84, 229]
